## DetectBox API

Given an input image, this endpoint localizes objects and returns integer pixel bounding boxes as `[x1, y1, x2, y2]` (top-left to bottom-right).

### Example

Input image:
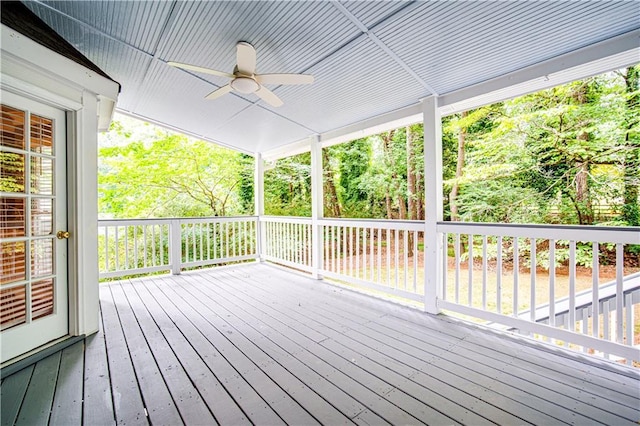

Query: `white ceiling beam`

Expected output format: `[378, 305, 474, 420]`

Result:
[261, 30, 638, 161]
[438, 30, 640, 115]
[331, 1, 439, 95]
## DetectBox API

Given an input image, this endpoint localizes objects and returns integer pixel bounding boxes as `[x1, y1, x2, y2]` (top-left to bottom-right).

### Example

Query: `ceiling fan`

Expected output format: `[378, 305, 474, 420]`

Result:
[168, 41, 314, 107]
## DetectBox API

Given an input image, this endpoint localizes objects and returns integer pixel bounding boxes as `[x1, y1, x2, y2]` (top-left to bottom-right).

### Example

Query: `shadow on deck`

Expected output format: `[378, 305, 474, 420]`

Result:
[2, 263, 639, 425]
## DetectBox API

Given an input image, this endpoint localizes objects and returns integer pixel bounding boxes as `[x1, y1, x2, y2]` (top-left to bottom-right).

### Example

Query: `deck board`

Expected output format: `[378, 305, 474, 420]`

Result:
[1, 262, 639, 425]
[0, 364, 33, 426]
[49, 341, 84, 425]
[15, 351, 60, 426]
[82, 308, 116, 426]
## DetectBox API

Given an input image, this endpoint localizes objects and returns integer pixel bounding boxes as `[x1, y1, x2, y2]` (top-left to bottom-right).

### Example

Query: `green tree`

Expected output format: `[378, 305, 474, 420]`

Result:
[99, 120, 250, 218]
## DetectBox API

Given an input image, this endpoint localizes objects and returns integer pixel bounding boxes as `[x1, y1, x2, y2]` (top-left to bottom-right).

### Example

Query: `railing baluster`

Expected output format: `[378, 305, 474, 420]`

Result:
[191, 222, 196, 262]
[569, 241, 576, 333]
[199, 223, 203, 261]
[125, 225, 130, 269]
[152, 225, 157, 266]
[386, 229, 391, 286]
[548, 239, 555, 329]
[206, 223, 211, 260]
[337, 226, 342, 274]
[338, 225, 343, 275]
[468, 234, 473, 307]
[497, 236, 502, 314]
[616, 243, 624, 344]
[214, 222, 219, 260]
[143, 225, 148, 268]
[530, 238, 536, 324]
[354, 226, 360, 278]
[104, 227, 110, 271]
[132, 225, 139, 269]
[243, 220, 248, 256]
[225, 222, 229, 259]
[625, 293, 633, 365]
[158, 224, 164, 265]
[403, 230, 408, 291]
[234, 221, 238, 258]
[349, 227, 354, 277]
[370, 226, 375, 283]
[362, 228, 367, 281]
[115, 226, 120, 271]
[603, 300, 610, 359]
[394, 229, 399, 289]
[377, 228, 382, 284]
[592, 242, 599, 339]
[482, 235, 487, 310]
[413, 230, 418, 292]
[302, 223, 307, 266]
[513, 237, 519, 318]
[582, 312, 589, 353]
[331, 225, 336, 273]
[455, 233, 460, 304]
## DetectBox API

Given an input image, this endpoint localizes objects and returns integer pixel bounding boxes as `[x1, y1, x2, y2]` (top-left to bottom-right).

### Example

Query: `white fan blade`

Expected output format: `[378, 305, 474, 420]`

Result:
[256, 73, 314, 85]
[236, 42, 256, 75]
[168, 61, 234, 79]
[255, 86, 283, 107]
[205, 84, 233, 100]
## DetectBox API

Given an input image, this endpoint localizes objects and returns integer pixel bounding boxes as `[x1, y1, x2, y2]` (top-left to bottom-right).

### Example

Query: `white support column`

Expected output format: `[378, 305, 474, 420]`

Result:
[311, 135, 324, 279]
[67, 92, 100, 336]
[423, 96, 443, 314]
[254, 152, 265, 261]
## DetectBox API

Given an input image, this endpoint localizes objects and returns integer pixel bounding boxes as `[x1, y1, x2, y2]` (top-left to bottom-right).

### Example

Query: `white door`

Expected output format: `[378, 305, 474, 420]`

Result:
[0, 91, 68, 363]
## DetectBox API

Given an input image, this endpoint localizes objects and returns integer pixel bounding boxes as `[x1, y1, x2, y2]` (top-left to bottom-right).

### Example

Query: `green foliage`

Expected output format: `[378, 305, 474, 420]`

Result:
[99, 66, 639, 230]
[264, 152, 311, 216]
[99, 116, 251, 218]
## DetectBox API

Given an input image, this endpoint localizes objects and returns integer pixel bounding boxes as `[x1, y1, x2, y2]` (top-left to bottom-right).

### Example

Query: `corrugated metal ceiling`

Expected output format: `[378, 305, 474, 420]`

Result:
[21, 0, 640, 154]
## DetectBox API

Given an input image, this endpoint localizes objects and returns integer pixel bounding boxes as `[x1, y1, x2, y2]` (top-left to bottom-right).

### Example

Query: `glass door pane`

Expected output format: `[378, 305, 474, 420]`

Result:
[0, 102, 63, 337]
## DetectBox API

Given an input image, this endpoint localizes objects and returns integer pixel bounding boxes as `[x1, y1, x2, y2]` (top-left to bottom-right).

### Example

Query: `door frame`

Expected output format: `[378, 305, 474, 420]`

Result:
[1, 92, 69, 362]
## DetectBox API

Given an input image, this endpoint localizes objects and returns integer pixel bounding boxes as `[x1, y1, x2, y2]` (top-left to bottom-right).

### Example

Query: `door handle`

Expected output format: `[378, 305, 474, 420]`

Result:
[56, 231, 70, 239]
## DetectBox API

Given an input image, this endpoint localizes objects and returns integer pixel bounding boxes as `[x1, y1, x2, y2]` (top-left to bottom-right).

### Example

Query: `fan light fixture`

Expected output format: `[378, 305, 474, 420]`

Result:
[231, 77, 259, 94]
[168, 41, 314, 107]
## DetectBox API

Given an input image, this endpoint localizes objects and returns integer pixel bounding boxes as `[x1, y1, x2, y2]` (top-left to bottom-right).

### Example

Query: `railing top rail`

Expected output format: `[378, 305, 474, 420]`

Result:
[98, 215, 258, 226]
[98, 218, 173, 226]
[437, 221, 640, 244]
[260, 216, 312, 224]
[319, 218, 424, 231]
[320, 217, 423, 225]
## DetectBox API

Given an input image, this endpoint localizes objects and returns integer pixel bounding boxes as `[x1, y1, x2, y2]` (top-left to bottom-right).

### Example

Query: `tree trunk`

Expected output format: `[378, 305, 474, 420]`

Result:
[406, 126, 417, 256]
[382, 130, 397, 219]
[406, 126, 417, 220]
[574, 157, 593, 224]
[385, 191, 393, 219]
[322, 149, 341, 217]
[449, 111, 467, 221]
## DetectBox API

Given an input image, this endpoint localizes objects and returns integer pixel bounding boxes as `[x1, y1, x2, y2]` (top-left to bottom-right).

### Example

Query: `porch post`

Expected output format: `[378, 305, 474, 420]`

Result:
[254, 152, 265, 262]
[311, 135, 323, 279]
[423, 96, 443, 314]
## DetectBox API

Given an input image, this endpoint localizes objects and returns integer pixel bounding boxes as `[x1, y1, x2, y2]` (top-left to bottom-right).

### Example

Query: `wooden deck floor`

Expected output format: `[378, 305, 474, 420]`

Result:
[2, 263, 639, 425]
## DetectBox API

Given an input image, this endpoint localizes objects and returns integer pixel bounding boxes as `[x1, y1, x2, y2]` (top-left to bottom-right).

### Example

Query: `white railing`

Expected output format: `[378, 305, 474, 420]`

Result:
[98, 216, 258, 279]
[260, 216, 313, 272]
[97, 215, 639, 364]
[437, 222, 640, 364]
[319, 218, 425, 303]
